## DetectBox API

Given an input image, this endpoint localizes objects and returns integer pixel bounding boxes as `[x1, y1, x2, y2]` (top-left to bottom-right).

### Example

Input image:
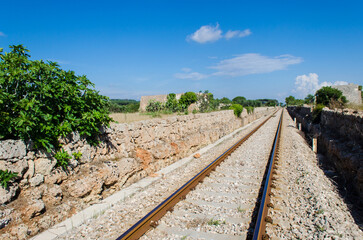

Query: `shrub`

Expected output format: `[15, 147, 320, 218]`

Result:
[315, 86, 347, 106]
[146, 100, 164, 112]
[246, 106, 254, 114]
[230, 104, 243, 117]
[55, 149, 71, 171]
[179, 92, 197, 108]
[0, 169, 18, 189]
[165, 93, 180, 112]
[0, 45, 112, 151]
[312, 104, 325, 123]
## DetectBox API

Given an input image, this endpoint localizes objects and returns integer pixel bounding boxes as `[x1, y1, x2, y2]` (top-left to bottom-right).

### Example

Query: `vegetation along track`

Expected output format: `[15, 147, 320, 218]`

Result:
[117, 109, 283, 240]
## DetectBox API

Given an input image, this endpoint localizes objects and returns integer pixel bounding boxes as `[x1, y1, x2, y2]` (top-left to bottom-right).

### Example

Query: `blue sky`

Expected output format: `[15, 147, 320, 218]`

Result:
[1, 0, 362, 102]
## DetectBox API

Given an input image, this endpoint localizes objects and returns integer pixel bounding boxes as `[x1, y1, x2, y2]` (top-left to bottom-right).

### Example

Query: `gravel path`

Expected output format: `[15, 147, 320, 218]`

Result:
[265, 109, 362, 239]
[139, 110, 282, 239]
[57, 111, 276, 239]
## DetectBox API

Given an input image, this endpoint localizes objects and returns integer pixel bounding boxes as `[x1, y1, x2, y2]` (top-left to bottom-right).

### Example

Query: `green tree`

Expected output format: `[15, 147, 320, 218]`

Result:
[232, 96, 246, 105]
[219, 97, 231, 104]
[304, 94, 315, 104]
[285, 96, 296, 106]
[0, 45, 112, 150]
[179, 92, 197, 108]
[315, 86, 347, 106]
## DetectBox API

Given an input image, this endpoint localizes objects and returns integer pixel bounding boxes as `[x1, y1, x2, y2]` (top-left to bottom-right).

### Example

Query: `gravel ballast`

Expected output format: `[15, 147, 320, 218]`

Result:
[265, 109, 362, 239]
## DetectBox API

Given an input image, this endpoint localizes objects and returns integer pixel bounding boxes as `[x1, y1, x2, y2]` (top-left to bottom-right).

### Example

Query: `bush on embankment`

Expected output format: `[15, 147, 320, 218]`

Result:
[0, 45, 112, 151]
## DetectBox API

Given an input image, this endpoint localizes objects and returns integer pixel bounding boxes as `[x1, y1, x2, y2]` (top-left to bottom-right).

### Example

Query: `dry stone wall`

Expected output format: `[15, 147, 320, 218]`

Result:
[287, 106, 363, 203]
[0, 108, 275, 239]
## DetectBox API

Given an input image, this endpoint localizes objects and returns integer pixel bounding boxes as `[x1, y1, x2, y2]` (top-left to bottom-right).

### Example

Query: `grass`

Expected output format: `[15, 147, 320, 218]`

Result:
[207, 219, 226, 226]
[237, 206, 246, 213]
[315, 209, 324, 215]
[315, 224, 326, 232]
[110, 112, 179, 123]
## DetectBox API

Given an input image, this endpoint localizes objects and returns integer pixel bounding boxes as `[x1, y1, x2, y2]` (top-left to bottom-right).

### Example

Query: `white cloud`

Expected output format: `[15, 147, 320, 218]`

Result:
[293, 73, 348, 98]
[0, 32, 6, 37]
[187, 24, 251, 43]
[187, 23, 222, 43]
[174, 68, 207, 80]
[181, 67, 192, 73]
[225, 29, 251, 40]
[210, 53, 302, 76]
[294, 73, 320, 98]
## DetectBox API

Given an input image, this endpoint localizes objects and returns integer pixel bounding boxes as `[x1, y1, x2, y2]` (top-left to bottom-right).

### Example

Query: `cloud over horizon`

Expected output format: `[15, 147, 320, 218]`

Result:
[293, 73, 348, 98]
[174, 68, 208, 80]
[210, 53, 302, 76]
[187, 23, 251, 43]
[0, 32, 6, 37]
[174, 53, 302, 80]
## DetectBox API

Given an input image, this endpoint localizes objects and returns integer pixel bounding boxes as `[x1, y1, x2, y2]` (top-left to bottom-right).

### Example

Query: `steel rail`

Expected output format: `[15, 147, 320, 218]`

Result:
[117, 110, 279, 240]
[252, 110, 283, 240]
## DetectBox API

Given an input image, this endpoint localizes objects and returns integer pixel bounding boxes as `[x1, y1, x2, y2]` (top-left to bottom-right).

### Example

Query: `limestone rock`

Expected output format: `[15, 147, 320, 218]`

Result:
[0, 140, 26, 160]
[0, 208, 13, 229]
[23, 199, 45, 219]
[0, 159, 28, 177]
[10, 223, 29, 240]
[34, 158, 56, 176]
[29, 174, 44, 187]
[98, 162, 119, 186]
[0, 184, 19, 205]
[44, 185, 63, 206]
[135, 148, 153, 169]
[65, 176, 97, 198]
[45, 169, 67, 184]
[79, 145, 92, 163]
[23, 160, 35, 180]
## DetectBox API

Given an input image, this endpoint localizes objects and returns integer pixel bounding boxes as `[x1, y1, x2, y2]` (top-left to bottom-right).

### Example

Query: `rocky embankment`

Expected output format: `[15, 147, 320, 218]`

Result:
[266, 109, 362, 239]
[287, 106, 363, 204]
[0, 108, 275, 239]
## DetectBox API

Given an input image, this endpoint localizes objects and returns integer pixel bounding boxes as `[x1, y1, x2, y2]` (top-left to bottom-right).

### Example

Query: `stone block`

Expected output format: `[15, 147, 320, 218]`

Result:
[0, 140, 26, 160]
[34, 158, 56, 176]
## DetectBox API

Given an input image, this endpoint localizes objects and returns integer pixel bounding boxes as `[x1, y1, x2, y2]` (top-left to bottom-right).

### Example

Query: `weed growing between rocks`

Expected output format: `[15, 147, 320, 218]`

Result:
[207, 219, 225, 226]
[54, 149, 71, 172]
[72, 151, 82, 160]
[0, 169, 18, 189]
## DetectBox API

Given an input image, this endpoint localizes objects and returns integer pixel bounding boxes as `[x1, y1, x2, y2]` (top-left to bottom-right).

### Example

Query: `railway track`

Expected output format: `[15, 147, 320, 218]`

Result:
[117, 109, 283, 240]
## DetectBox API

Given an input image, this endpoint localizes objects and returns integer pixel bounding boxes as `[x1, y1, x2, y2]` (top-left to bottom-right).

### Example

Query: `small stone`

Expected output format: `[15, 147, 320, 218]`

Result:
[23, 199, 45, 219]
[194, 153, 201, 158]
